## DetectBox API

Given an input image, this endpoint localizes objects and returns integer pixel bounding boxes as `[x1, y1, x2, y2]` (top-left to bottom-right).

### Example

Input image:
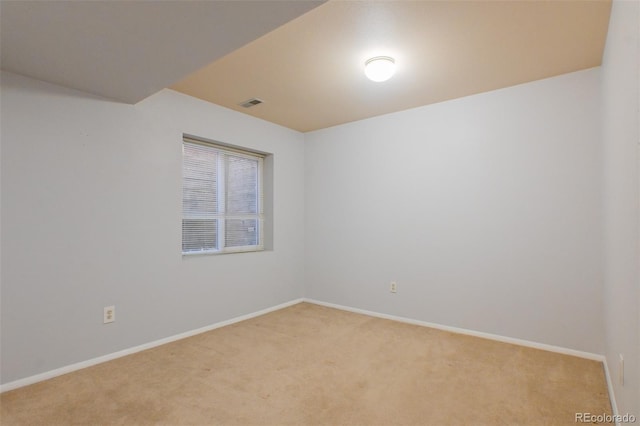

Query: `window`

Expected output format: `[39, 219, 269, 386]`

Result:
[182, 137, 264, 255]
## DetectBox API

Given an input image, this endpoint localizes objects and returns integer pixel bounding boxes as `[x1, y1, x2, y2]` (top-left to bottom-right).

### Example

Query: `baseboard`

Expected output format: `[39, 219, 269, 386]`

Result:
[303, 298, 605, 361]
[0, 298, 304, 393]
[602, 358, 620, 423]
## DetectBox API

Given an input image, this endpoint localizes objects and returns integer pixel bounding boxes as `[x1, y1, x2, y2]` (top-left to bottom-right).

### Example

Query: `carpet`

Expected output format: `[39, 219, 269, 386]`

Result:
[0, 302, 611, 425]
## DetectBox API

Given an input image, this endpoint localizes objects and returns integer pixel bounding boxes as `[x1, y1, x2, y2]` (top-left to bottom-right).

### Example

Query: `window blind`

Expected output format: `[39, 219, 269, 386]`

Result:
[182, 138, 264, 255]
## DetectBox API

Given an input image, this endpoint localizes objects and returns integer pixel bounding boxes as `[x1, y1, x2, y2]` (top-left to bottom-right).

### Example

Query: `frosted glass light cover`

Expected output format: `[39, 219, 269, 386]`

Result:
[364, 56, 396, 82]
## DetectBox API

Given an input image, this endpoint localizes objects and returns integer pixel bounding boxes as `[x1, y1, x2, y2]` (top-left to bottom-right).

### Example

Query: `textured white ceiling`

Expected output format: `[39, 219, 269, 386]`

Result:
[0, 0, 324, 103]
[172, 0, 612, 132]
[0, 1, 611, 132]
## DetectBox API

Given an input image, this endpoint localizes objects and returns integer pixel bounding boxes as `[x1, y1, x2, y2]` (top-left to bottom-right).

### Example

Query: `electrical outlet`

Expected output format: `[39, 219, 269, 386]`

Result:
[619, 354, 624, 385]
[390, 281, 397, 293]
[104, 306, 115, 324]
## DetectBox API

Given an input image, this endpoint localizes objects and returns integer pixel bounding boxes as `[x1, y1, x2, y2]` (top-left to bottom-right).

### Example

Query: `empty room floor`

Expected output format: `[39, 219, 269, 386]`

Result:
[0, 303, 611, 425]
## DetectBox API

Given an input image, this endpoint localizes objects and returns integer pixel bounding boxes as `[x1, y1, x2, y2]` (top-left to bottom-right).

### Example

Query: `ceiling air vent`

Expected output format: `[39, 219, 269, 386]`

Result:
[240, 98, 264, 108]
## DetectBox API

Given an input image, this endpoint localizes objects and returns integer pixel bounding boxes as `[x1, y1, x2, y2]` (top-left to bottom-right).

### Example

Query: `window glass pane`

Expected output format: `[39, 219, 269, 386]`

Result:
[182, 219, 217, 252]
[225, 219, 258, 247]
[226, 155, 258, 214]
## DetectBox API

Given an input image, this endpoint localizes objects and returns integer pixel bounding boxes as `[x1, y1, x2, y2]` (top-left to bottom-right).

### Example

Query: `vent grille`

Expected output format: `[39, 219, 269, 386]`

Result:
[240, 98, 264, 108]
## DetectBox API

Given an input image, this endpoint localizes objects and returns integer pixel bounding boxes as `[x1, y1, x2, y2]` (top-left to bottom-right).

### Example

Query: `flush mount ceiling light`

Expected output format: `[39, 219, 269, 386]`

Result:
[364, 56, 396, 82]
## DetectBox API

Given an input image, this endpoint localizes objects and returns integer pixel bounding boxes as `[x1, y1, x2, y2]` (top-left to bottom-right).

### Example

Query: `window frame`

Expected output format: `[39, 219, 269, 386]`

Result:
[182, 136, 265, 256]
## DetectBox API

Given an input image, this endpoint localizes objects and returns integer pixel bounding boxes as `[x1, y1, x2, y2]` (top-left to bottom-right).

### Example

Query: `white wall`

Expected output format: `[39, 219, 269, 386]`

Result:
[601, 0, 640, 417]
[305, 68, 604, 354]
[0, 71, 306, 384]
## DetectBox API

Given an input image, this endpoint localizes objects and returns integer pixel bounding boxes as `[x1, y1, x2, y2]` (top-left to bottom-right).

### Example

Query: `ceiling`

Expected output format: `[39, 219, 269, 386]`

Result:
[0, 0, 323, 103]
[1, 1, 611, 132]
[171, 0, 612, 132]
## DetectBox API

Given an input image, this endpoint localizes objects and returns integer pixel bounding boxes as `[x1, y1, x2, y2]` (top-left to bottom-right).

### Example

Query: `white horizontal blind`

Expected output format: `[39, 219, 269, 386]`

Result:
[182, 138, 264, 255]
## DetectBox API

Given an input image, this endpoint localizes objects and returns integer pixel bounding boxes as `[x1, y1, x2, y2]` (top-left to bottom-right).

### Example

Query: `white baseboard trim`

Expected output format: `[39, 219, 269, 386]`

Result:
[602, 358, 620, 423]
[303, 298, 605, 361]
[0, 298, 304, 393]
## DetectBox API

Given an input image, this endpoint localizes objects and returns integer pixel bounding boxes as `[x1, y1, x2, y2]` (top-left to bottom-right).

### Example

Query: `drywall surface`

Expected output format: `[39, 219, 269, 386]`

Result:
[0, 71, 305, 384]
[305, 69, 604, 354]
[601, 0, 640, 417]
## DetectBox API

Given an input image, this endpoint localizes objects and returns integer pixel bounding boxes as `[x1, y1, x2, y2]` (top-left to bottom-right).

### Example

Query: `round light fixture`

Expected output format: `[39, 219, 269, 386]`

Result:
[364, 56, 396, 82]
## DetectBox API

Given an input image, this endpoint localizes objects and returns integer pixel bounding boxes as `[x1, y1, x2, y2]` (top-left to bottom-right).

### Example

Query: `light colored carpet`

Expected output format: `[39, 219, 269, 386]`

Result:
[1, 302, 611, 425]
